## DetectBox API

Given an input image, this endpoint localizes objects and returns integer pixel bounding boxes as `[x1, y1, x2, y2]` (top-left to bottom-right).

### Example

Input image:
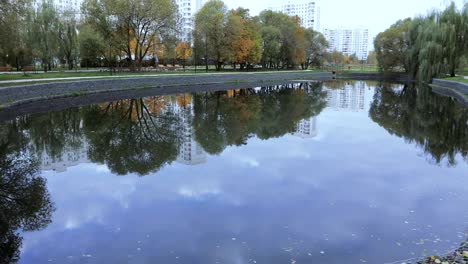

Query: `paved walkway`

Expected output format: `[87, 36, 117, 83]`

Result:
[0, 70, 315, 84]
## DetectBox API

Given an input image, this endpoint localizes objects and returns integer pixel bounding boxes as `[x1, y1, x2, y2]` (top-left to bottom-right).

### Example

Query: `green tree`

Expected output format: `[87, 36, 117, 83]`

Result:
[303, 29, 328, 68]
[78, 23, 107, 67]
[57, 11, 79, 70]
[370, 84, 467, 166]
[193, 0, 228, 71]
[29, 0, 59, 72]
[0, 121, 54, 264]
[193, 83, 327, 154]
[82, 0, 178, 70]
[82, 99, 183, 175]
[226, 8, 263, 70]
[0, 0, 31, 68]
[374, 18, 411, 73]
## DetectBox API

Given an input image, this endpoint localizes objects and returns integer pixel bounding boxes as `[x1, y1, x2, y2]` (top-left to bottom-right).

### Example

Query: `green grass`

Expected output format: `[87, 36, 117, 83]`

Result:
[447, 77, 468, 84]
[0, 68, 331, 83]
[0, 70, 200, 81]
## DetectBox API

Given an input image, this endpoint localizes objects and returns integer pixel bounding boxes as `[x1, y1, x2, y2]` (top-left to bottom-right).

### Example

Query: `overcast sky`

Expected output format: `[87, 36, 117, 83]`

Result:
[218, 0, 466, 38]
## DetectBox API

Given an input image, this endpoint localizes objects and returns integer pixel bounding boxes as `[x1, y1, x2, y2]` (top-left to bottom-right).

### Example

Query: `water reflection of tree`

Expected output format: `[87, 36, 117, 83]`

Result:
[82, 98, 184, 176]
[193, 82, 327, 154]
[0, 123, 54, 264]
[20, 109, 84, 162]
[369, 84, 468, 166]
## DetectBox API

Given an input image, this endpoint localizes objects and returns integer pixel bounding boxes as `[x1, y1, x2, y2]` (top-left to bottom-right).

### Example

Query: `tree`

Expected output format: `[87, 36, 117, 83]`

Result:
[439, 2, 467, 77]
[225, 8, 262, 70]
[29, 0, 59, 72]
[370, 83, 468, 166]
[83, 98, 183, 176]
[0, 0, 31, 68]
[82, 0, 178, 70]
[374, 18, 411, 73]
[258, 10, 309, 69]
[175, 41, 192, 70]
[193, 0, 228, 71]
[78, 23, 107, 68]
[303, 29, 328, 69]
[57, 11, 79, 70]
[0, 121, 54, 264]
[192, 83, 327, 154]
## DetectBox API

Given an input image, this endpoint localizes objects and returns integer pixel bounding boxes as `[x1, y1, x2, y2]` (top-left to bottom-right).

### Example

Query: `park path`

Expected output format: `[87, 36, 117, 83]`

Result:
[0, 70, 317, 84]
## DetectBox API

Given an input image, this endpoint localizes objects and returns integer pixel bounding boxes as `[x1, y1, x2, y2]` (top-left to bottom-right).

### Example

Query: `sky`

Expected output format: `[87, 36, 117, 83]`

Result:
[219, 0, 466, 39]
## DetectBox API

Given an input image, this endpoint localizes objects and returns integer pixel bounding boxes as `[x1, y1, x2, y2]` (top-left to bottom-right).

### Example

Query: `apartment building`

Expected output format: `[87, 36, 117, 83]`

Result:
[269, 0, 321, 31]
[176, 0, 203, 43]
[323, 27, 369, 60]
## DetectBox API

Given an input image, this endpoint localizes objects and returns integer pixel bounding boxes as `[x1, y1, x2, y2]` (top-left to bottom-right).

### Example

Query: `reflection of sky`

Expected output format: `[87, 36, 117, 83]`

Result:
[20, 85, 468, 264]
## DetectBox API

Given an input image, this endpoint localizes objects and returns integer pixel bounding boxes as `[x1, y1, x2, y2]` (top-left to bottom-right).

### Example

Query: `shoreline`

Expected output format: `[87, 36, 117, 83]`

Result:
[430, 79, 468, 105]
[1, 72, 466, 121]
[0, 72, 332, 109]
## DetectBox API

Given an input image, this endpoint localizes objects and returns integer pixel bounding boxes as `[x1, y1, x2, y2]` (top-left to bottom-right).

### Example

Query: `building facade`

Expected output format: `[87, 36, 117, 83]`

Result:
[323, 27, 369, 61]
[323, 82, 366, 112]
[269, 0, 321, 31]
[293, 116, 318, 138]
[176, 0, 203, 43]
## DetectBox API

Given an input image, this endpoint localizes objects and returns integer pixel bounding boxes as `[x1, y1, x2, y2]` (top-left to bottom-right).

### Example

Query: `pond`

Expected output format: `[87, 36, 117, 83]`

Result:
[0, 81, 467, 264]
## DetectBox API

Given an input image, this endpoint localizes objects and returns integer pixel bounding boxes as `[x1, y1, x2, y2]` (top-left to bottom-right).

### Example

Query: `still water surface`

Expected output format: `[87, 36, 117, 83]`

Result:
[0, 81, 467, 264]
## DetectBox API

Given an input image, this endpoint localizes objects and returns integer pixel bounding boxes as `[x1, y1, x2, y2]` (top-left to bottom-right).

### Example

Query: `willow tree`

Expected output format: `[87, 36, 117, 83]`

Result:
[415, 14, 446, 82]
[437, 3, 466, 77]
[381, 2, 468, 81]
[29, 0, 59, 72]
[0, 0, 30, 67]
[82, 0, 178, 70]
[57, 11, 79, 70]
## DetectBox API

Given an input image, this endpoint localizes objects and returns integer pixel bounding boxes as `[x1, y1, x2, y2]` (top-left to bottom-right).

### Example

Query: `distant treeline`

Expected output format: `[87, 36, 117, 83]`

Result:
[374, 2, 468, 81]
[0, 0, 364, 72]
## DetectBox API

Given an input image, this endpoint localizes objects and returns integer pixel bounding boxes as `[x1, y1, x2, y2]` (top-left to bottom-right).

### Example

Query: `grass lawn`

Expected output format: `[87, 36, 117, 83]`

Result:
[0, 70, 201, 81]
[447, 77, 468, 84]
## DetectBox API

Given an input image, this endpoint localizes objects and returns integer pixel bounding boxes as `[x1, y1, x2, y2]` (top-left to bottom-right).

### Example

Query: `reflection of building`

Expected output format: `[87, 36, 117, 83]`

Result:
[176, 0, 203, 43]
[40, 142, 89, 172]
[323, 27, 369, 60]
[174, 96, 207, 166]
[293, 116, 318, 138]
[324, 82, 366, 112]
[269, 0, 321, 31]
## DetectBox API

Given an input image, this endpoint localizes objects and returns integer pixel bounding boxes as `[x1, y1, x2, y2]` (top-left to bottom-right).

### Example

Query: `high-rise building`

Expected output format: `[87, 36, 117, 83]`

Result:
[32, 0, 82, 12]
[40, 141, 90, 172]
[174, 95, 207, 166]
[323, 82, 366, 112]
[323, 27, 369, 60]
[293, 116, 318, 138]
[269, 0, 321, 31]
[176, 0, 203, 43]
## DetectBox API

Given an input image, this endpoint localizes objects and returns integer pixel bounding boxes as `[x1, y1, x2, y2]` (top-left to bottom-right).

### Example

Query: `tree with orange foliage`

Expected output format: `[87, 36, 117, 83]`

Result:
[175, 42, 192, 70]
[226, 8, 262, 70]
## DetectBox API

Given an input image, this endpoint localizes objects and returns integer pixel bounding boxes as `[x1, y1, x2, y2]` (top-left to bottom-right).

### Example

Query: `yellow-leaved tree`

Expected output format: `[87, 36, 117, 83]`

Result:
[175, 41, 192, 70]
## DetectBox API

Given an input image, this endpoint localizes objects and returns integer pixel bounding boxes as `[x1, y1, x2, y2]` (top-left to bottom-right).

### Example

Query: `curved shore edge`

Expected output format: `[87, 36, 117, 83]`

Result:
[0, 72, 332, 109]
[0, 72, 335, 121]
[430, 79, 468, 105]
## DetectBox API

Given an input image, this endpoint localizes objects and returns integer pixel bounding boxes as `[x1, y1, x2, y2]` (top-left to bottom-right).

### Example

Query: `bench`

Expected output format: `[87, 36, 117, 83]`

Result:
[22, 65, 36, 72]
[0, 66, 12, 72]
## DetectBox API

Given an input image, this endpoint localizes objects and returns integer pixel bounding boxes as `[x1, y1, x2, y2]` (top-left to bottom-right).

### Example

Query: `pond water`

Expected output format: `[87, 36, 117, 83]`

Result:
[0, 81, 467, 264]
